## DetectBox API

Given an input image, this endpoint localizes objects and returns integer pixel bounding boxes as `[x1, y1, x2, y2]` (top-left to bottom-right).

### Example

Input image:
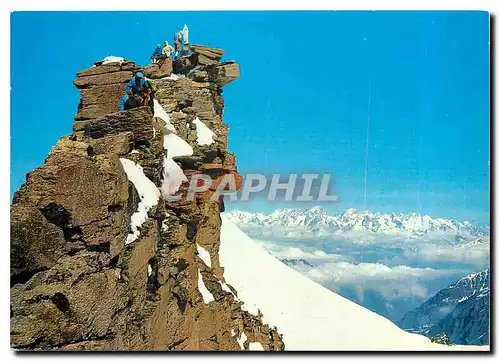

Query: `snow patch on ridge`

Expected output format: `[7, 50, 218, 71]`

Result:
[197, 270, 215, 304]
[219, 281, 237, 299]
[163, 134, 193, 159]
[161, 74, 182, 81]
[119, 158, 160, 245]
[249, 342, 264, 351]
[241, 303, 259, 317]
[197, 244, 212, 268]
[161, 157, 188, 198]
[237, 331, 247, 350]
[161, 219, 169, 232]
[102, 56, 125, 65]
[153, 99, 176, 133]
[161, 133, 193, 198]
[193, 118, 216, 146]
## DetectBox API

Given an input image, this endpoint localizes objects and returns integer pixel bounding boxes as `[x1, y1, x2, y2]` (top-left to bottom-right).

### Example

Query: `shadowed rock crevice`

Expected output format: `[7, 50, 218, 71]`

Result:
[51, 292, 70, 313]
[10, 268, 46, 287]
[40, 203, 83, 243]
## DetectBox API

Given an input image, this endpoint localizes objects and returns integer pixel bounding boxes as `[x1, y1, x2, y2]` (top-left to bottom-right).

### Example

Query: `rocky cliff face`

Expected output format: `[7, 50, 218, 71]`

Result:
[10, 46, 284, 351]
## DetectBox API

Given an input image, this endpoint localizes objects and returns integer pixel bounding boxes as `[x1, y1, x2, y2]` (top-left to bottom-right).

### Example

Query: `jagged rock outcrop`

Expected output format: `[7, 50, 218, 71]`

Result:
[74, 60, 141, 121]
[11, 47, 283, 351]
[430, 334, 454, 346]
[142, 58, 173, 79]
[190, 44, 224, 65]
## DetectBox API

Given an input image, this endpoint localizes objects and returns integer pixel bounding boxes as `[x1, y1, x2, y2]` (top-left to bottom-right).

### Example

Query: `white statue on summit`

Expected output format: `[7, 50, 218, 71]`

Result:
[182, 24, 189, 45]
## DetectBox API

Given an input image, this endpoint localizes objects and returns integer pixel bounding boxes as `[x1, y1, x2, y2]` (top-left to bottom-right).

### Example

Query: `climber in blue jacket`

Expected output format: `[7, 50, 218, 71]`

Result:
[150, 44, 162, 63]
[119, 72, 156, 111]
[119, 94, 128, 112]
[120, 72, 145, 111]
[126, 72, 147, 95]
[172, 34, 183, 61]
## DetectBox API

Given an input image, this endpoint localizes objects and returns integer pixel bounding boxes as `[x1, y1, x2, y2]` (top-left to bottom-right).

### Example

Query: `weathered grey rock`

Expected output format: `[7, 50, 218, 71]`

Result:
[74, 71, 132, 89]
[191, 44, 225, 65]
[142, 58, 173, 79]
[78, 83, 127, 106]
[74, 62, 140, 121]
[172, 53, 197, 75]
[75, 101, 123, 121]
[11, 49, 284, 351]
[11, 137, 132, 283]
[83, 107, 153, 141]
[187, 61, 240, 87]
[215, 62, 240, 86]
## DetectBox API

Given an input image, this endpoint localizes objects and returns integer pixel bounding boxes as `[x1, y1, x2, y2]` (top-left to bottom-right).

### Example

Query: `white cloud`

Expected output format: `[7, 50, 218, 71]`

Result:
[302, 261, 458, 300]
[252, 238, 482, 306]
[406, 240, 490, 267]
[254, 240, 344, 262]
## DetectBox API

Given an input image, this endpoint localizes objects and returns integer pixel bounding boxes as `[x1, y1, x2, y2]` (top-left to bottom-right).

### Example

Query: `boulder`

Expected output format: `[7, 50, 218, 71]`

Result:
[191, 44, 225, 65]
[83, 107, 153, 140]
[215, 62, 240, 86]
[187, 61, 240, 87]
[74, 81, 128, 120]
[75, 100, 124, 121]
[73, 71, 132, 89]
[173, 53, 198, 75]
[142, 58, 173, 79]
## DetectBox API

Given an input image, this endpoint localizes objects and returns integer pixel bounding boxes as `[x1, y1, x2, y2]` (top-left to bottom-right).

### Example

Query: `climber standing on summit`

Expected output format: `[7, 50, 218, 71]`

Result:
[162, 40, 174, 59]
[150, 44, 162, 63]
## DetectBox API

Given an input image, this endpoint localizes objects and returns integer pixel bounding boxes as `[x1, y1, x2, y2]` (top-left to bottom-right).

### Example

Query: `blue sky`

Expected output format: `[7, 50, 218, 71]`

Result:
[11, 11, 490, 222]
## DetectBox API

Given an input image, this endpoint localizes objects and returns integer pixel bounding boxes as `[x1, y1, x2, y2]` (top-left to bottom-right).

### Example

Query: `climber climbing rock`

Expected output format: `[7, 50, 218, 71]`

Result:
[123, 94, 143, 111]
[119, 72, 157, 112]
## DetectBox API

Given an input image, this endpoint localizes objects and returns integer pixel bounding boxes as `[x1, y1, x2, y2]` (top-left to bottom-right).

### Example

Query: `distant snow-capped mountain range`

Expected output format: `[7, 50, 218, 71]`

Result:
[225, 207, 489, 240]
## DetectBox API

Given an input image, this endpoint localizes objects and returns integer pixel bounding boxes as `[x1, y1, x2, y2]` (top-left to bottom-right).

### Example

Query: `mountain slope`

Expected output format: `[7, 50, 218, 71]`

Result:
[399, 270, 490, 345]
[219, 215, 488, 351]
[430, 288, 489, 345]
[279, 257, 407, 321]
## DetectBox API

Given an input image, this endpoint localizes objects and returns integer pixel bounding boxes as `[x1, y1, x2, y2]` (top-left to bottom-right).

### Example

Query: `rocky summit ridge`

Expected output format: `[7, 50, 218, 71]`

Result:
[10, 45, 284, 351]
